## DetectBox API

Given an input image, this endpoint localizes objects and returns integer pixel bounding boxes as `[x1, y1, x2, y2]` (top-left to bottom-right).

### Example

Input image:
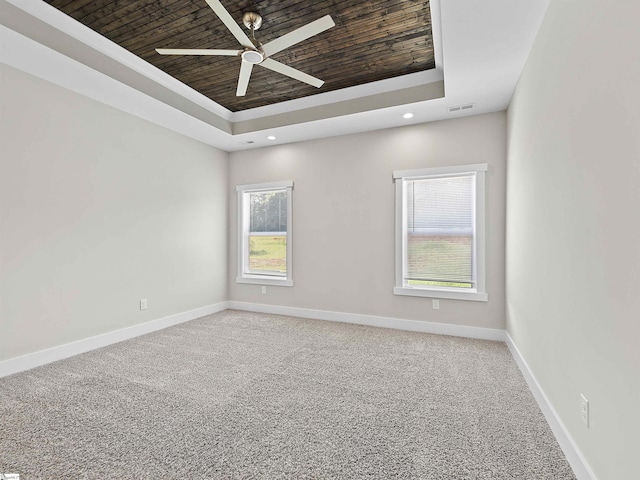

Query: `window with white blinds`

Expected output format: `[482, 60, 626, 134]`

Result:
[236, 181, 293, 286]
[394, 164, 488, 301]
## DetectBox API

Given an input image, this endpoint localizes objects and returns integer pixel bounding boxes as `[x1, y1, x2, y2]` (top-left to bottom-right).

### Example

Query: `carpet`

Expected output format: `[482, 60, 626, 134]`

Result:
[0, 310, 576, 479]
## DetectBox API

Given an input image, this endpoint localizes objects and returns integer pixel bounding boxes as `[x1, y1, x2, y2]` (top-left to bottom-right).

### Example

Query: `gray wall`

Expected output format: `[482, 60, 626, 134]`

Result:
[229, 112, 507, 330]
[506, 0, 640, 478]
[0, 65, 229, 361]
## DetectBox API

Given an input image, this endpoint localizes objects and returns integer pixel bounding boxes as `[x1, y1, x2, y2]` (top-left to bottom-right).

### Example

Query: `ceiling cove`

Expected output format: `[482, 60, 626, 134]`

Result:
[1, 0, 550, 151]
[42, 0, 436, 112]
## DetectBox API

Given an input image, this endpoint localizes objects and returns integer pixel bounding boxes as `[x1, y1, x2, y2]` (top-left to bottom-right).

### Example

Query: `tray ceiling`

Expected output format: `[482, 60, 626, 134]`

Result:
[43, 0, 435, 112]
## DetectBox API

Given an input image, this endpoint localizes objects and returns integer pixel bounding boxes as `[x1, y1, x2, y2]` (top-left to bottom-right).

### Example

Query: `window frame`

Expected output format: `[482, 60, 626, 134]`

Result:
[393, 164, 488, 302]
[236, 180, 293, 287]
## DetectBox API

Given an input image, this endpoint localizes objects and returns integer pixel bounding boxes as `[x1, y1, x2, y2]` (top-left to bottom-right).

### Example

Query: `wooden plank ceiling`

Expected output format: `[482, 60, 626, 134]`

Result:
[44, 0, 435, 112]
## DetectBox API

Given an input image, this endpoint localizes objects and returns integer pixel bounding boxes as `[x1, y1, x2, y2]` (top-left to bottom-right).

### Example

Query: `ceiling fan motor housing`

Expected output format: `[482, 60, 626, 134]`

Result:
[242, 12, 262, 30]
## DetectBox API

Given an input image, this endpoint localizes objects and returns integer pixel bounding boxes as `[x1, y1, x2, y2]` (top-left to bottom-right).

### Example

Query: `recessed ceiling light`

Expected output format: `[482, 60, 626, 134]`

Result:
[403, 113, 414, 119]
[267, 135, 276, 140]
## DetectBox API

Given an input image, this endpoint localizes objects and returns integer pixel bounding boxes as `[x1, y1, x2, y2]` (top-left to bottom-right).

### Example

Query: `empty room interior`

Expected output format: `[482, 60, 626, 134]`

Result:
[0, 0, 638, 479]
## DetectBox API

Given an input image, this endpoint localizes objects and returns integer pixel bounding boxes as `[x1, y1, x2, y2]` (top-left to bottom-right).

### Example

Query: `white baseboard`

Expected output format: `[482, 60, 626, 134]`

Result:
[227, 301, 505, 341]
[505, 333, 596, 480]
[0, 301, 501, 378]
[0, 302, 229, 378]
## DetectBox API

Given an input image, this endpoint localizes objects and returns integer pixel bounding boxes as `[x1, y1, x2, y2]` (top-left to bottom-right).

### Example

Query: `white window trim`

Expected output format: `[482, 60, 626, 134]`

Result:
[393, 164, 488, 302]
[236, 180, 293, 287]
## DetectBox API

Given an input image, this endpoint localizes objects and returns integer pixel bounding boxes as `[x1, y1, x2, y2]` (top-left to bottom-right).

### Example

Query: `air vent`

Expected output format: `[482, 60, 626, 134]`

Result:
[239, 140, 256, 145]
[448, 103, 475, 113]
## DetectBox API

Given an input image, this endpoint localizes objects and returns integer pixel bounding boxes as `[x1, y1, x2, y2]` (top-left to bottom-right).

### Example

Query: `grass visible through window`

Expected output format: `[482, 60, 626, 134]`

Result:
[407, 234, 473, 288]
[249, 235, 286, 273]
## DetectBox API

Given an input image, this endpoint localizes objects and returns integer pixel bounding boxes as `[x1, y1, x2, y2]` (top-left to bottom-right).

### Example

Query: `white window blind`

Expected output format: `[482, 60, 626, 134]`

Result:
[405, 174, 475, 288]
[394, 164, 487, 302]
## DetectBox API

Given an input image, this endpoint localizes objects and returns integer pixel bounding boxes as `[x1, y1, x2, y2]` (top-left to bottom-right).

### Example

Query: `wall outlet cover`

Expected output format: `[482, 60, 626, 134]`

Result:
[580, 393, 589, 427]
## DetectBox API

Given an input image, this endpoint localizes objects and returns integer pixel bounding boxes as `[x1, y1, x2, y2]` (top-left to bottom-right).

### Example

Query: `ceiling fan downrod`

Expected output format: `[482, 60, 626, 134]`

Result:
[240, 12, 264, 64]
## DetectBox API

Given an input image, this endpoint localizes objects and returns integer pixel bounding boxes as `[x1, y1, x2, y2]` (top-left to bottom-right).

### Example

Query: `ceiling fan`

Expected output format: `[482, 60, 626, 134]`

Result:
[156, 0, 335, 97]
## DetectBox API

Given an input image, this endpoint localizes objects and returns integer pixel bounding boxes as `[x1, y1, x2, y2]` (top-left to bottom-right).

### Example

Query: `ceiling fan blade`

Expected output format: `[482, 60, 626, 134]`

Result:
[236, 60, 254, 96]
[262, 15, 335, 58]
[156, 48, 239, 56]
[260, 58, 324, 88]
[205, 0, 253, 48]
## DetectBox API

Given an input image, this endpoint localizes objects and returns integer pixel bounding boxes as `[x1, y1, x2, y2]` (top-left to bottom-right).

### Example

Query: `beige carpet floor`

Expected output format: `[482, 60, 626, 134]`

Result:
[0, 310, 576, 479]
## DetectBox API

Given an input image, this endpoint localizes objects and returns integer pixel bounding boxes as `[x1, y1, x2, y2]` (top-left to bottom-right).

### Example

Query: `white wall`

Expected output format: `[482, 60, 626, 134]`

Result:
[506, 1, 640, 479]
[229, 112, 506, 330]
[0, 65, 228, 361]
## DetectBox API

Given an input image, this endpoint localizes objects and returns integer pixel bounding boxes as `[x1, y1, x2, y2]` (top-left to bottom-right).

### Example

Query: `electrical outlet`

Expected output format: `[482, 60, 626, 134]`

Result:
[261, 286, 267, 294]
[580, 394, 589, 427]
[432, 299, 440, 310]
[140, 298, 148, 310]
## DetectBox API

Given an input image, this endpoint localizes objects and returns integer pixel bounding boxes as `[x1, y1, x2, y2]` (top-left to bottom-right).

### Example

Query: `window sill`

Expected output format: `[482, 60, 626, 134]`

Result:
[237, 276, 293, 287]
[393, 286, 488, 302]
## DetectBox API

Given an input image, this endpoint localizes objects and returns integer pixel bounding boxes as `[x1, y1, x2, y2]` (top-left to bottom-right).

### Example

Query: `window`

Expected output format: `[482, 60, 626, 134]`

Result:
[236, 181, 293, 286]
[394, 164, 487, 301]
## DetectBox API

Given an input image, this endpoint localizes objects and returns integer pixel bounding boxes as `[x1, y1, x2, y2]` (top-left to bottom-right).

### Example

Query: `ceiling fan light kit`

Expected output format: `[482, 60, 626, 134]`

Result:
[241, 50, 263, 65]
[155, 0, 335, 97]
